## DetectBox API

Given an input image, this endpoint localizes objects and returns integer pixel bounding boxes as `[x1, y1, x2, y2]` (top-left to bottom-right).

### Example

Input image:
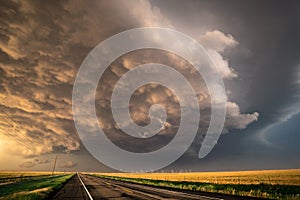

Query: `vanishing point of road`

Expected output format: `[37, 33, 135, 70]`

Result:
[49, 173, 267, 200]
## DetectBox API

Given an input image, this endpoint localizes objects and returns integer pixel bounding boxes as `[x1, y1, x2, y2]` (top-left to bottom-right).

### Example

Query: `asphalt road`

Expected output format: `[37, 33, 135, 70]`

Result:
[49, 173, 267, 200]
[49, 174, 90, 200]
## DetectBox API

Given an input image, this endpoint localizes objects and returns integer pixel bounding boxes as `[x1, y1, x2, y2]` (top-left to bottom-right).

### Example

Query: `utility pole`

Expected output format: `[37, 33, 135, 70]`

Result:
[52, 155, 57, 175]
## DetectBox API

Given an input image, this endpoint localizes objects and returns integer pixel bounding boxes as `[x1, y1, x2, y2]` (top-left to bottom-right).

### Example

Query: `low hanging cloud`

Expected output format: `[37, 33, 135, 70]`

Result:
[19, 158, 50, 168]
[19, 161, 36, 168]
[59, 161, 77, 169]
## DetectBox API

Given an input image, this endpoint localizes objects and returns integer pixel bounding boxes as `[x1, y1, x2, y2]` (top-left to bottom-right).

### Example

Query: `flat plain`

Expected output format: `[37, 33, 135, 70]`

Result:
[0, 171, 73, 200]
[97, 169, 300, 185]
[1, 169, 299, 199]
[94, 169, 300, 199]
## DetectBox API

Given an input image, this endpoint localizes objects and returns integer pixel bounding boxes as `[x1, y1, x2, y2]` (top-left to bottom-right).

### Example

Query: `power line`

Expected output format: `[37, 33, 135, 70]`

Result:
[0, 126, 34, 149]
[0, 108, 42, 149]
[0, 116, 33, 147]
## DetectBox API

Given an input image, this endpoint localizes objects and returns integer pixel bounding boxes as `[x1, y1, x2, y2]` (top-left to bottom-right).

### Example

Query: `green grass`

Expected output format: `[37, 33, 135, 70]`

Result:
[92, 174, 300, 200]
[0, 171, 66, 186]
[0, 174, 74, 200]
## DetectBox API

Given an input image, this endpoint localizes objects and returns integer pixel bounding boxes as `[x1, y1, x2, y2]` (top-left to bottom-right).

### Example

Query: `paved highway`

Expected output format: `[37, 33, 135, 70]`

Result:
[50, 173, 266, 200]
[50, 173, 89, 199]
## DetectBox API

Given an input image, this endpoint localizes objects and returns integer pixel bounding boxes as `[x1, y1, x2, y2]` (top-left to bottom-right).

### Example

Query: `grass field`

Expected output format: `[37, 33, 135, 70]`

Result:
[93, 169, 300, 199]
[0, 172, 74, 200]
[97, 169, 300, 185]
[0, 171, 57, 186]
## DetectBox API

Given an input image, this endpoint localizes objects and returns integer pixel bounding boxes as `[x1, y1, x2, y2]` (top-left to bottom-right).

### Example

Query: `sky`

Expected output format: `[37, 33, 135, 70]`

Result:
[0, 0, 299, 172]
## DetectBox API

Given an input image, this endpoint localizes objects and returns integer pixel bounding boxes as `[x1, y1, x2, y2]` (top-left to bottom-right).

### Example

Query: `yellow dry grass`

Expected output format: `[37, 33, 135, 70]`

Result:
[0, 171, 64, 179]
[12, 187, 50, 196]
[97, 169, 300, 186]
[0, 171, 51, 179]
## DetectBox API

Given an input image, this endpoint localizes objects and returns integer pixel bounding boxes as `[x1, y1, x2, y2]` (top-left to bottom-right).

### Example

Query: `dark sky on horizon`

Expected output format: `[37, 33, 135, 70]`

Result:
[0, 0, 299, 172]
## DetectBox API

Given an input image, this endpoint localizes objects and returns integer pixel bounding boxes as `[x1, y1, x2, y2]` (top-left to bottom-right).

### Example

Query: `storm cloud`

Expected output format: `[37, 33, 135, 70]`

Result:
[0, 0, 299, 171]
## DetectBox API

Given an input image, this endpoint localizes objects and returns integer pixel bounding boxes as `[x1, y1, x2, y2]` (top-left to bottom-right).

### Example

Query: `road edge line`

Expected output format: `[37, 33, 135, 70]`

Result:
[77, 172, 94, 200]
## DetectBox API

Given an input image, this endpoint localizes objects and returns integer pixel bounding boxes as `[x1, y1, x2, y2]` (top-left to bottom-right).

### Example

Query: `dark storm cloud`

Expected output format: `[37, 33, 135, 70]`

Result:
[150, 0, 300, 170]
[2, 0, 297, 171]
[196, 0, 300, 152]
[0, 0, 256, 155]
[217, 0, 300, 125]
[153, 0, 300, 115]
[0, 0, 85, 157]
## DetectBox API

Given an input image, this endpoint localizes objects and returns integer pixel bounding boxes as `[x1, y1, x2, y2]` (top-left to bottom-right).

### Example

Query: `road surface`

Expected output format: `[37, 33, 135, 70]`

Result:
[49, 174, 90, 199]
[49, 173, 267, 200]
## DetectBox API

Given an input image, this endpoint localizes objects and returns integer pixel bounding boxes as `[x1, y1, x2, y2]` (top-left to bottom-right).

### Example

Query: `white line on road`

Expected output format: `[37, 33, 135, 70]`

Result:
[77, 172, 94, 200]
